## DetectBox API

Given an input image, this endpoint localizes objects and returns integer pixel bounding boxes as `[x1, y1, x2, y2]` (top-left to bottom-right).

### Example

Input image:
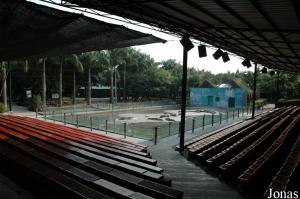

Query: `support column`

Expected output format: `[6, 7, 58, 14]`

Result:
[276, 71, 280, 102]
[59, 57, 63, 107]
[72, 71, 76, 105]
[1, 62, 7, 111]
[8, 61, 12, 112]
[42, 58, 47, 109]
[87, 66, 91, 105]
[179, 35, 193, 152]
[252, 63, 257, 119]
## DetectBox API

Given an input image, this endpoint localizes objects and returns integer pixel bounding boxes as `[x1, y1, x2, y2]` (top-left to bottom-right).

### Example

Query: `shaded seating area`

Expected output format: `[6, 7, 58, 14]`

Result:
[179, 107, 300, 198]
[0, 115, 183, 199]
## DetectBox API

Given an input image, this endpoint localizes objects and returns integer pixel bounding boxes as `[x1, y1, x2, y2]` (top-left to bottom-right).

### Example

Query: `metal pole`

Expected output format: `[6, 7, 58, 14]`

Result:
[233, 109, 235, 120]
[53, 111, 55, 122]
[238, 109, 240, 118]
[169, 122, 171, 136]
[226, 111, 228, 122]
[252, 63, 257, 119]
[178, 121, 181, 137]
[105, 120, 108, 134]
[211, 114, 214, 126]
[64, 113, 66, 125]
[124, 122, 127, 138]
[276, 71, 280, 103]
[179, 45, 188, 152]
[90, 117, 93, 131]
[220, 113, 222, 124]
[36, 108, 38, 118]
[76, 115, 79, 128]
[154, 127, 158, 145]
[192, 118, 195, 134]
[8, 62, 12, 112]
[202, 115, 205, 130]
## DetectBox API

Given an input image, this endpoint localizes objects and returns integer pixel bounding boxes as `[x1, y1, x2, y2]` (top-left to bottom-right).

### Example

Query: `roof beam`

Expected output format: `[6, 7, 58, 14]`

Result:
[213, 0, 295, 67]
[250, 0, 300, 68]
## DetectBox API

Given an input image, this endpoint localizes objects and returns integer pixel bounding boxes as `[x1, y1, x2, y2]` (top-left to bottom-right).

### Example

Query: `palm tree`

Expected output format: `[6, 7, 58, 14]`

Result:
[0, 62, 7, 111]
[79, 52, 99, 105]
[57, 55, 83, 106]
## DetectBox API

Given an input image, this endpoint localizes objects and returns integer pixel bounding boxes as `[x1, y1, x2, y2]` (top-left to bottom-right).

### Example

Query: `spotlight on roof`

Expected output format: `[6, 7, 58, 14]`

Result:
[270, 71, 275, 76]
[242, 59, 251, 68]
[222, 52, 230, 63]
[261, 67, 268, 73]
[198, 45, 207, 58]
[180, 35, 194, 51]
[213, 48, 223, 60]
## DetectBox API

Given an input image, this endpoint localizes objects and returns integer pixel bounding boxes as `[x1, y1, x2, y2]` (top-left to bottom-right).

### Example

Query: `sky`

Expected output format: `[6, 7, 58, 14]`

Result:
[30, 0, 253, 74]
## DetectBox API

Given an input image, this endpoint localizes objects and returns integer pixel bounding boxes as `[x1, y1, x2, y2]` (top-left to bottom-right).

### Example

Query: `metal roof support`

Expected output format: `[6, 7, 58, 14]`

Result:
[276, 71, 280, 102]
[252, 63, 257, 119]
[179, 35, 193, 152]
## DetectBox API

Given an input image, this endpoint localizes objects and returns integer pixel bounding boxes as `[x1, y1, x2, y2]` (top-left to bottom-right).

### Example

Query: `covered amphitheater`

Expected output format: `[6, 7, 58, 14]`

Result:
[0, 0, 299, 199]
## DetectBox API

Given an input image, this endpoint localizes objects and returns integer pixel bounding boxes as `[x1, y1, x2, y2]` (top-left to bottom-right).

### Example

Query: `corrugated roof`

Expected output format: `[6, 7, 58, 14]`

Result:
[0, 1, 165, 61]
[65, 0, 300, 73]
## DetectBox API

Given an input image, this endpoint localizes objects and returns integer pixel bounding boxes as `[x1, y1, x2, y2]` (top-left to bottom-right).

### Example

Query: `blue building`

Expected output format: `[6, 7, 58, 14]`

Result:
[190, 81, 247, 108]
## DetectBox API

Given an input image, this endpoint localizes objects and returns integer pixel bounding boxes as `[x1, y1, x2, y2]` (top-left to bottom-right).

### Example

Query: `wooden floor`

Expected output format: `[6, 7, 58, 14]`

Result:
[147, 125, 247, 199]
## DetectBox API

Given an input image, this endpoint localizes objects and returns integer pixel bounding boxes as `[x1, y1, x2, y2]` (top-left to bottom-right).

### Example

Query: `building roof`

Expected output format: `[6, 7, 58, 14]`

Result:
[0, 1, 165, 61]
[199, 80, 216, 88]
[65, 0, 300, 73]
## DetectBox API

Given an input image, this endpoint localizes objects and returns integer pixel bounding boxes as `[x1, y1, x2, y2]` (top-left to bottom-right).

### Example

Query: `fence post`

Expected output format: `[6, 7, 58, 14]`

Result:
[202, 115, 205, 130]
[124, 122, 127, 138]
[90, 117, 93, 131]
[192, 118, 195, 134]
[64, 113, 66, 125]
[154, 127, 158, 145]
[35, 108, 38, 118]
[178, 122, 181, 137]
[105, 120, 108, 134]
[76, 115, 79, 128]
[238, 109, 240, 118]
[212, 114, 214, 126]
[53, 111, 55, 122]
[226, 111, 228, 122]
[233, 109, 235, 120]
[169, 122, 171, 136]
[220, 113, 222, 124]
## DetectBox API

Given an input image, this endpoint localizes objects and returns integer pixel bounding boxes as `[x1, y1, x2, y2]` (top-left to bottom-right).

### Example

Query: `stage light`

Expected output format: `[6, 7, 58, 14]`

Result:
[270, 71, 275, 76]
[222, 52, 230, 63]
[198, 45, 207, 58]
[242, 59, 251, 68]
[180, 35, 194, 51]
[213, 48, 223, 60]
[261, 67, 268, 73]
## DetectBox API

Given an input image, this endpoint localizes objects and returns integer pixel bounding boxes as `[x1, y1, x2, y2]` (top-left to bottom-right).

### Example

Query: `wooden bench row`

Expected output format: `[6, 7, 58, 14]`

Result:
[0, 115, 183, 199]
[179, 106, 300, 198]
[1, 116, 156, 165]
[264, 133, 300, 196]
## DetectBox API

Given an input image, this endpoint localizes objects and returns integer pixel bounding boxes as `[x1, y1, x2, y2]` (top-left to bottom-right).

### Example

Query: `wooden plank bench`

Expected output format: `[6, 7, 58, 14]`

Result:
[176, 107, 281, 151]
[8, 116, 148, 156]
[0, 140, 112, 199]
[197, 115, 274, 160]
[0, 125, 165, 184]
[1, 116, 156, 166]
[0, 133, 183, 199]
[238, 113, 300, 183]
[0, 118, 163, 174]
[205, 108, 293, 167]
[264, 134, 300, 196]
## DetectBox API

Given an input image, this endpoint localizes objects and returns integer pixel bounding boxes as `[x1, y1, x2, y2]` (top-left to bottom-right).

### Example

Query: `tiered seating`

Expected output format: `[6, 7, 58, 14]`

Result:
[180, 107, 300, 198]
[0, 115, 183, 199]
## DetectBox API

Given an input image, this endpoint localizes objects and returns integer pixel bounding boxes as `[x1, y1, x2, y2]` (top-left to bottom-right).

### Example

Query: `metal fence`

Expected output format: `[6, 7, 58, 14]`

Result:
[39, 102, 259, 144]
